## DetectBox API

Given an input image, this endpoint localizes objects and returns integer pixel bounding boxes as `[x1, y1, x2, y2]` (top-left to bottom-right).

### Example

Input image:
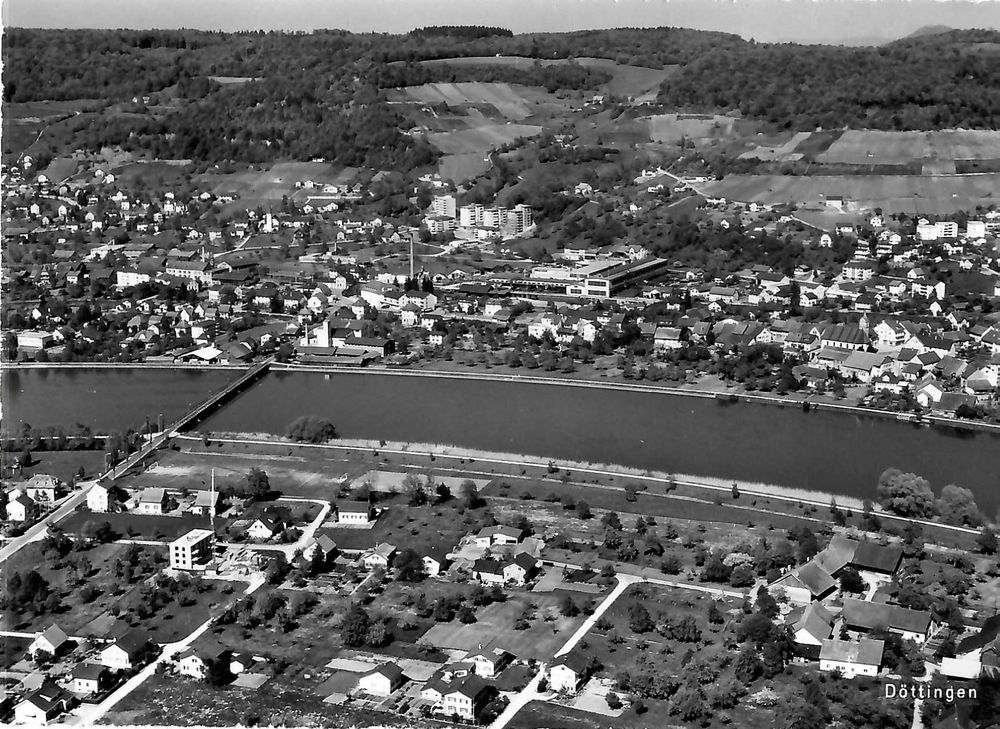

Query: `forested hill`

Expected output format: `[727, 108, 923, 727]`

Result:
[657, 29, 1000, 130]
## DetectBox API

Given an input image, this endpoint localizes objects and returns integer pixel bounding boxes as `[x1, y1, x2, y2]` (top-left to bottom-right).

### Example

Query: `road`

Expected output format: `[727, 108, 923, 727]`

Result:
[553, 574, 640, 658]
[70, 574, 266, 727]
[0, 482, 94, 562]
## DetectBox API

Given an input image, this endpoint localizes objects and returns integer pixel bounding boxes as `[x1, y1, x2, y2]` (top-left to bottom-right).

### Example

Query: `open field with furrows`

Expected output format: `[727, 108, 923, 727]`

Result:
[389, 82, 538, 119]
[426, 124, 543, 154]
[815, 129, 1000, 165]
[698, 173, 1000, 214]
[99, 674, 442, 728]
[418, 56, 677, 102]
[645, 113, 738, 143]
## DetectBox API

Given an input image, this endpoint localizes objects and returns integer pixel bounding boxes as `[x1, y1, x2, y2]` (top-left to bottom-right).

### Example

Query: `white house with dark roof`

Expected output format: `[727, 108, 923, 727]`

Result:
[356, 662, 405, 696]
[819, 638, 883, 678]
[29, 624, 70, 658]
[137, 487, 168, 515]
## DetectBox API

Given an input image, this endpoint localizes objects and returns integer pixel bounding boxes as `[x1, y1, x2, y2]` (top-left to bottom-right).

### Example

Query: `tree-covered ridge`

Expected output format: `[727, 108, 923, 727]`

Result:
[373, 60, 614, 92]
[657, 29, 1000, 130]
[379, 26, 747, 68]
[408, 26, 514, 39]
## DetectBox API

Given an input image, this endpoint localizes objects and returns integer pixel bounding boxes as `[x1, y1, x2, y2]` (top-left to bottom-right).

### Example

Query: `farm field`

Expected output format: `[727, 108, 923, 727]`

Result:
[699, 173, 1000, 214]
[738, 131, 811, 161]
[389, 82, 537, 120]
[418, 56, 677, 102]
[438, 152, 492, 183]
[426, 124, 543, 154]
[645, 113, 737, 143]
[197, 163, 360, 205]
[815, 129, 1000, 165]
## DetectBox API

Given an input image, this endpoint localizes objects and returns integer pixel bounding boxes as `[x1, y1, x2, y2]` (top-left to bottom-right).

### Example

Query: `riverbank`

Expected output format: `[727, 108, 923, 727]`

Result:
[191, 430, 984, 537]
[0, 362, 246, 371]
[273, 362, 1000, 435]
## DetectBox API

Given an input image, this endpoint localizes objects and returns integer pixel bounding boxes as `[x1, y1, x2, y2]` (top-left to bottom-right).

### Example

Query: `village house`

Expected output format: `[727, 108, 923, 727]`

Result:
[176, 644, 231, 680]
[468, 648, 513, 679]
[87, 483, 120, 513]
[137, 487, 169, 515]
[14, 681, 73, 724]
[100, 629, 151, 671]
[819, 638, 884, 678]
[361, 542, 397, 570]
[8, 492, 37, 522]
[549, 652, 591, 692]
[23, 474, 59, 503]
[841, 598, 935, 644]
[357, 662, 405, 696]
[69, 664, 110, 695]
[422, 547, 450, 577]
[247, 512, 285, 540]
[439, 674, 491, 720]
[788, 602, 835, 660]
[336, 504, 375, 525]
[29, 624, 71, 659]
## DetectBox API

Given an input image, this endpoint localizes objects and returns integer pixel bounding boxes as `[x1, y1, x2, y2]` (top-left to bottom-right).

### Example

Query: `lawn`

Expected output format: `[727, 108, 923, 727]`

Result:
[427, 124, 543, 154]
[60, 510, 212, 540]
[119, 439, 359, 499]
[4, 449, 107, 482]
[815, 129, 1000, 165]
[319, 493, 487, 552]
[419, 591, 585, 661]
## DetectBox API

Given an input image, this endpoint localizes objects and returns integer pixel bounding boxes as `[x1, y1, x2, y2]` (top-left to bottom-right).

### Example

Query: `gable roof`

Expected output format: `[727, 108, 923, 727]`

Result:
[364, 662, 404, 682]
[841, 598, 933, 635]
[109, 628, 149, 658]
[139, 487, 166, 503]
[820, 638, 884, 666]
[790, 602, 835, 642]
[551, 651, 590, 674]
[851, 540, 903, 574]
[37, 624, 69, 649]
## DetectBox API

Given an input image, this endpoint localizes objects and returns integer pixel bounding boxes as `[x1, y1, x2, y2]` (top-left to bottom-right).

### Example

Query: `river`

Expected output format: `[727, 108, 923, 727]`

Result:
[4, 368, 999, 514]
[1, 367, 236, 433]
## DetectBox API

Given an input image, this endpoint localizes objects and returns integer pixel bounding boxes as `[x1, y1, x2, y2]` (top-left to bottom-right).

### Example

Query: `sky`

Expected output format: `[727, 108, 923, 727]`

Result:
[3, 0, 1000, 44]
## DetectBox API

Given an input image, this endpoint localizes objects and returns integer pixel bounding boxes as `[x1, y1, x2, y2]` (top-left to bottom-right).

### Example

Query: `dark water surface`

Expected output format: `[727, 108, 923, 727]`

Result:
[4, 368, 999, 513]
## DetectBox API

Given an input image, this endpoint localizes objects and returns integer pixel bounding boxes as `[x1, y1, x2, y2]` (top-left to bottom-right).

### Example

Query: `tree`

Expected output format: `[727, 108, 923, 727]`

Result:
[435, 483, 452, 503]
[734, 645, 763, 684]
[977, 526, 998, 555]
[935, 484, 983, 527]
[876, 468, 935, 518]
[602, 511, 622, 530]
[341, 604, 372, 647]
[205, 657, 233, 686]
[286, 415, 337, 444]
[459, 479, 481, 507]
[392, 548, 425, 582]
[576, 501, 592, 520]
[628, 603, 654, 633]
[245, 467, 270, 501]
[559, 593, 579, 617]
[839, 567, 866, 594]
